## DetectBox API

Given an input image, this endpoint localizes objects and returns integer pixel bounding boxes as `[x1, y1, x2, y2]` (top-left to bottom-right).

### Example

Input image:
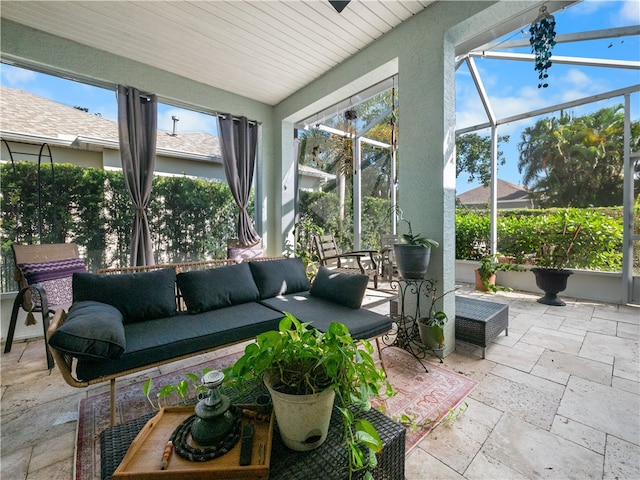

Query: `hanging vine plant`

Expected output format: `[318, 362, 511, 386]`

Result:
[529, 5, 556, 89]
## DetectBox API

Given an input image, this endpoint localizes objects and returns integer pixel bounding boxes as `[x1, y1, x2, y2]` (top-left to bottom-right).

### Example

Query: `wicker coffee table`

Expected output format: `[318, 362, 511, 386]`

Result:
[100, 382, 405, 480]
[455, 296, 509, 358]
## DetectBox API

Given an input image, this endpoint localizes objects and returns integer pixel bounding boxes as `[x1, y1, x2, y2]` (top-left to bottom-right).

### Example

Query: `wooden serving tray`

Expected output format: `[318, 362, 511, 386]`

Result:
[113, 405, 274, 480]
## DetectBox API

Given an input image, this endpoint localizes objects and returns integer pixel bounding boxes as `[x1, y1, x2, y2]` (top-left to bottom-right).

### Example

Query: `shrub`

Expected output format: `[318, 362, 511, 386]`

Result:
[456, 207, 623, 272]
[1, 162, 244, 282]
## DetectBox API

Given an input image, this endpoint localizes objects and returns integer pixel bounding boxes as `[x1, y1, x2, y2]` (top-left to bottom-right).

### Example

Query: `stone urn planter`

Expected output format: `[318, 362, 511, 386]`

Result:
[532, 267, 573, 306]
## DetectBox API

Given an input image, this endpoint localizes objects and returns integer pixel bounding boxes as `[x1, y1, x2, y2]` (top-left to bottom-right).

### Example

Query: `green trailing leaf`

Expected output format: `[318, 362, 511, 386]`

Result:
[355, 419, 382, 452]
[431, 324, 445, 345]
[175, 379, 189, 402]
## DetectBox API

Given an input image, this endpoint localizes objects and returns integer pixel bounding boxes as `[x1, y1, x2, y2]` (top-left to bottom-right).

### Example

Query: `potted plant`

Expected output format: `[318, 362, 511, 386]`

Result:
[417, 284, 453, 351]
[475, 254, 521, 292]
[224, 313, 393, 479]
[392, 208, 439, 279]
[531, 222, 582, 306]
[286, 216, 324, 278]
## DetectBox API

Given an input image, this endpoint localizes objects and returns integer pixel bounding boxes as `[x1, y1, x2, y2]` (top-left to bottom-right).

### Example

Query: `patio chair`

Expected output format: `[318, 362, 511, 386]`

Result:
[380, 234, 400, 283]
[5, 243, 86, 369]
[312, 234, 378, 289]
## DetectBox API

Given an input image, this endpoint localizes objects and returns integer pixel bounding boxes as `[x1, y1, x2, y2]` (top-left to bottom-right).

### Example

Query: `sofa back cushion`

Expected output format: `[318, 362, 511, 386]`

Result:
[73, 268, 177, 324]
[310, 267, 369, 309]
[248, 257, 311, 299]
[177, 262, 260, 314]
[49, 301, 126, 360]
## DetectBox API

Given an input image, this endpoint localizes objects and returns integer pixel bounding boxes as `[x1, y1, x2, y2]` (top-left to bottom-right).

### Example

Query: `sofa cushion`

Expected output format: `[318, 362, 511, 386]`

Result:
[75, 302, 284, 381]
[260, 292, 392, 340]
[49, 301, 125, 360]
[248, 257, 311, 299]
[177, 262, 260, 314]
[72, 268, 177, 324]
[310, 267, 369, 309]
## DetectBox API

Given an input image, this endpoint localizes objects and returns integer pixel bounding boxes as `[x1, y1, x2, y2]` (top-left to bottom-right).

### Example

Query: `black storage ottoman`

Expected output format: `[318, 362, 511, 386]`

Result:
[455, 297, 508, 358]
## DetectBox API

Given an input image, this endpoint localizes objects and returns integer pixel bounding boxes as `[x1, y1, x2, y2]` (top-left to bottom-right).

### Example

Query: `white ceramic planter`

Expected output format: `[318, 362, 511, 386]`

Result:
[264, 376, 335, 451]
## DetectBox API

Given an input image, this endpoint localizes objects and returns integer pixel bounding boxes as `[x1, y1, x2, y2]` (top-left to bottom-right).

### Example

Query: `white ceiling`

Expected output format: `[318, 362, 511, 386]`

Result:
[1, 0, 434, 106]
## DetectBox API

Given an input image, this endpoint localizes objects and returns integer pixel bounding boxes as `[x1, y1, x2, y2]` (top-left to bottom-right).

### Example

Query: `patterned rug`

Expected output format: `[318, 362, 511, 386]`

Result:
[75, 347, 477, 480]
[372, 347, 478, 452]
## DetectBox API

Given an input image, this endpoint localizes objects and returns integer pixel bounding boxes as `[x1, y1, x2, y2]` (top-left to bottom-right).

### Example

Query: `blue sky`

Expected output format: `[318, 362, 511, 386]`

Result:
[1, 0, 638, 195]
[455, 0, 640, 193]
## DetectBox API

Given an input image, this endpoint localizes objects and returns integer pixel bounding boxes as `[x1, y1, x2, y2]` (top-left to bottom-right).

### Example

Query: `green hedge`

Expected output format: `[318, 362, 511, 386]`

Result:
[456, 207, 624, 271]
[1, 160, 626, 292]
[1, 162, 244, 276]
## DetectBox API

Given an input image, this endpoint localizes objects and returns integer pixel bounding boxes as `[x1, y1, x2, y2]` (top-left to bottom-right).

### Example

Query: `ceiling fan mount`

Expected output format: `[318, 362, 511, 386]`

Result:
[329, 1, 350, 14]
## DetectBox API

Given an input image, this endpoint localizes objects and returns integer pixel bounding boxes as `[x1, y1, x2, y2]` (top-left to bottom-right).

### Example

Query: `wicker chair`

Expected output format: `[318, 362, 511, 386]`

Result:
[312, 234, 378, 289]
[5, 243, 85, 369]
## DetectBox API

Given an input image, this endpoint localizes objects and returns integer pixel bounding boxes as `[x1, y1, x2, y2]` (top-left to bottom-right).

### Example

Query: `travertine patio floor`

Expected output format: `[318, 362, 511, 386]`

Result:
[1, 282, 638, 479]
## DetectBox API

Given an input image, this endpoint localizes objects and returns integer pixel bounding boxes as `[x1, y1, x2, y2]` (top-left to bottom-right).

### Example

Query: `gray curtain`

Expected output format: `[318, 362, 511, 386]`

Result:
[217, 114, 261, 246]
[117, 85, 157, 266]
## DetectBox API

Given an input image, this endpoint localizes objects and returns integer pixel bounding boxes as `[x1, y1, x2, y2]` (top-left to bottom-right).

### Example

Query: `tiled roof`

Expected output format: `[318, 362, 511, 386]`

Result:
[457, 179, 530, 205]
[0, 86, 220, 157]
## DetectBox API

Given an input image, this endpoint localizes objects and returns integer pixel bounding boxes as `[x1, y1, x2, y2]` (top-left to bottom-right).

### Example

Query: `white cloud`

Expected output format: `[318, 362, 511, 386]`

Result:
[615, 0, 640, 26]
[563, 69, 591, 87]
[1, 65, 36, 86]
[556, 68, 610, 102]
[573, 0, 606, 16]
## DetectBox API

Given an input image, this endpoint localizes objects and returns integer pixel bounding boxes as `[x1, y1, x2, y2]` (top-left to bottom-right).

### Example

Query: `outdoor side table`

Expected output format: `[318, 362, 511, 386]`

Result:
[100, 384, 405, 480]
[455, 296, 509, 358]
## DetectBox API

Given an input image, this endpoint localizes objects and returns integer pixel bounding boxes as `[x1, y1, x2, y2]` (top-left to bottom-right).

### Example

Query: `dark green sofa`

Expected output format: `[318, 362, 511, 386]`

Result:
[46, 257, 391, 424]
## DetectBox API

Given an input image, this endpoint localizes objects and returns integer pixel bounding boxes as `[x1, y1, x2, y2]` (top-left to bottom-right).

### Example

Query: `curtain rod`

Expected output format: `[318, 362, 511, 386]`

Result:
[2, 59, 261, 126]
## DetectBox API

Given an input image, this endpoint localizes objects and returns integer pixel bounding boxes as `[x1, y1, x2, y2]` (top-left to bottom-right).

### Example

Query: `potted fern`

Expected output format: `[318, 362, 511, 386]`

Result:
[224, 313, 393, 479]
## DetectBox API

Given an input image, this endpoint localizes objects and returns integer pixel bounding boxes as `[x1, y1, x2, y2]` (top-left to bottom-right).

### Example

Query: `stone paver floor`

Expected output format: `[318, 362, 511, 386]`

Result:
[1, 282, 638, 479]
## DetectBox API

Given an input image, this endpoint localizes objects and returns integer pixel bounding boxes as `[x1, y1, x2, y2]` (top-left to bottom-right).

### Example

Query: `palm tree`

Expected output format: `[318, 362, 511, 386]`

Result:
[518, 105, 639, 207]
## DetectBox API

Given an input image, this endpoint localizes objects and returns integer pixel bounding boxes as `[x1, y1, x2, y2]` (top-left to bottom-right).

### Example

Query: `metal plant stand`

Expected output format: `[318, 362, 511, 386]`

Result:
[381, 278, 444, 372]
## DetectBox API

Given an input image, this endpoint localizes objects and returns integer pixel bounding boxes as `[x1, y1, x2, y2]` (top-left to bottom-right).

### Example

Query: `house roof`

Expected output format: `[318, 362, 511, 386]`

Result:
[0, 86, 220, 159]
[457, 179, 531, 206]
[298, 163, 336, 181]
[0, 1, 560, 106]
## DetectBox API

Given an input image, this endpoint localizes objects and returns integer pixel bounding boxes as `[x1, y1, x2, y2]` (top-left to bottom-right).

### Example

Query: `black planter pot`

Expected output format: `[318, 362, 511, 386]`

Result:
[393, 244, 431, 279]
[532, 268, 573, 306]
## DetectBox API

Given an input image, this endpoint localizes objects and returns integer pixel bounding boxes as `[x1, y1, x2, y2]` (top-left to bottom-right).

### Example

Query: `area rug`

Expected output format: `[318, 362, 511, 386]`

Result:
[372, 347, 478, 452]
[75, 347, 477, 480]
